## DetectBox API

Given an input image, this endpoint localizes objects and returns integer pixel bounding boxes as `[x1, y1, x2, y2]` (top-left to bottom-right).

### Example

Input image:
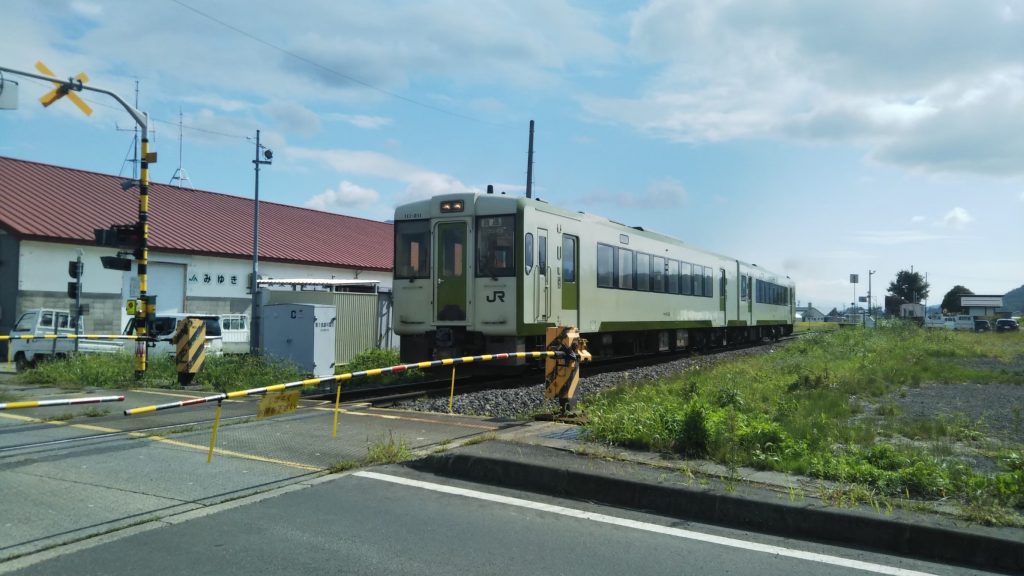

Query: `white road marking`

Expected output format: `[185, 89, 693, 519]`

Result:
[354, 471, 939, 576]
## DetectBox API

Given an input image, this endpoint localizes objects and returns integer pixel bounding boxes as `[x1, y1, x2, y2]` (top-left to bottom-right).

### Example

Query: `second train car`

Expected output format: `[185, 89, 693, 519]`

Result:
[392, 192, 794, 362]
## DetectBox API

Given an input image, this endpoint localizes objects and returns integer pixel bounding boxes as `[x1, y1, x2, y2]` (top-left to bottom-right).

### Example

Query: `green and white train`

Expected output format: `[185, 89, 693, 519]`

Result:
[393, 192, 794, 362]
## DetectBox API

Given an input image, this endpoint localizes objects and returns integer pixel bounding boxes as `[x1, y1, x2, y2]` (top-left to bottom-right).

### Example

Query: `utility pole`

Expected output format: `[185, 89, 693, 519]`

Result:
[250, 130, 272, 354]
[867, 270, 875, 327]
[525, 120, 535, 199]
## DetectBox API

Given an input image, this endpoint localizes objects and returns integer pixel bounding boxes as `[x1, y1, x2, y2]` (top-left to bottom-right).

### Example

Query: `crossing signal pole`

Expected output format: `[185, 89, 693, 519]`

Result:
[68, 256, 83, 353]
[0, 61, 155, 376]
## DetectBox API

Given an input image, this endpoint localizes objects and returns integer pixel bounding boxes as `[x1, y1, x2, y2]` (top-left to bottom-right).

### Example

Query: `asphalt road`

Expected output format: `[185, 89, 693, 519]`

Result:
[2, 466, 999, 576]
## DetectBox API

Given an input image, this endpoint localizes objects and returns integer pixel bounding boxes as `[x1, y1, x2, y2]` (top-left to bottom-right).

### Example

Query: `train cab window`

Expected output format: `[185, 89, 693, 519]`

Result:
[394, 220, 431, 279]
[651, 256, 665, 293]
[741, 274, 748, 301]
[680, 262, 692, 295]
[618, 248, 634, 289]
[525, 233, 534, 275]
[562, 236, 576, 282]
[476, 215, 516, 277]
[538, 235, 547, 274]
[667, 260, 679, 293]
[704, 267, 714, 298]
[597, 243, 615, 288]
[636, 253, 650, 291]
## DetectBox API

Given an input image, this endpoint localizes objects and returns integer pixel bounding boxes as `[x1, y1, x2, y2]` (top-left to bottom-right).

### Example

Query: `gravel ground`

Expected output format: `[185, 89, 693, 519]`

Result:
[894, 382, 1024, 444]
[397, 343, 788, 420]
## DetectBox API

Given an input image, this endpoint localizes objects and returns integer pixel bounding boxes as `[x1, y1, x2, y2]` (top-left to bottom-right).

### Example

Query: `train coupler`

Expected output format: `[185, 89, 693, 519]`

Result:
[542, 326, 592, 416]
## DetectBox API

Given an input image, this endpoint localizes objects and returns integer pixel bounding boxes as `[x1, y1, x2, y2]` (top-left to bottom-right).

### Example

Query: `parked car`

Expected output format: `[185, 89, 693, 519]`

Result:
[952, 315, 975, 331]
[8, 309, 124, 371]
[125, 314, 224, 357]
[995, 318, 1020, 332]
[973, 319, 991, 332]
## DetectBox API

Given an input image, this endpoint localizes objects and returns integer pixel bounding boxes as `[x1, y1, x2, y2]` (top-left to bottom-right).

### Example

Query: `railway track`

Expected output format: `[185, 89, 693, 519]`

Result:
[355, 333, 801, 408]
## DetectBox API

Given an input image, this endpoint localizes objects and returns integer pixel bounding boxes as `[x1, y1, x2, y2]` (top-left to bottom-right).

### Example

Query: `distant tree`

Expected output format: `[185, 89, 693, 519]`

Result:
[884, 294, 905, 316]
[827, 307, 840, 317]
[888, 270, 930, 304]
[941, 285, 974, 314]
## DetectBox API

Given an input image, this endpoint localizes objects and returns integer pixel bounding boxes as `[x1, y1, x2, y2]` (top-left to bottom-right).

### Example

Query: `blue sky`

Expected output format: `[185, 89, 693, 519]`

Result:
[1, 0, 1022, 313]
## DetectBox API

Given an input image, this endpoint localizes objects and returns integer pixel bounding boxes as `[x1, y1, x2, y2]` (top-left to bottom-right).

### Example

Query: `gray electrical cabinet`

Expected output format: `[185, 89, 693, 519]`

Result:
[261, 303, 337, 375]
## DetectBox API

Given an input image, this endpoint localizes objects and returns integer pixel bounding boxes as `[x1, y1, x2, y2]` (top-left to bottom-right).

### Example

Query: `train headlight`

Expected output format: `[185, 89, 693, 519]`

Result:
[440, 200, 465, 213]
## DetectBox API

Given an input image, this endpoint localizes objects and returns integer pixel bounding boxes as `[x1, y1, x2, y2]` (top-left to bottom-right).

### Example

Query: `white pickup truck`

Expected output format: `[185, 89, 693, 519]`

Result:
[8, 309, 125, 371]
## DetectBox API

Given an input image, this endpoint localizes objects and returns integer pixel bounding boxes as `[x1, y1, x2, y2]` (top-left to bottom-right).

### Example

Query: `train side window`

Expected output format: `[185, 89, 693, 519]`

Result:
[636, 253, 650, 291]
[667, 260, 679, 294]
[704, 267, 713, 298]
[538, 235, 547, 274]
[617, 248, 634, 289]
[651, 256, 665, 293]
[692, 265, 703, 296]
[597, 243, 615, 288]
[562, 236, 576, 282]
[680, 262, 692, 295]
[477, 215, 516, 277]
[740, 274, 748, 301]
[525, 233, 534, 275]
[394, 220, 431, 279]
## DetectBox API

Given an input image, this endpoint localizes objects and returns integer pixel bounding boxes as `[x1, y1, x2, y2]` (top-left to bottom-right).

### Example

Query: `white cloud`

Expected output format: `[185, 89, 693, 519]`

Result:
[581, 0, 1024, 176]
[911, 215, 926, 223]
[287, 147, 478, 201]
[941, 207, 973, 229]
[305, 180, 379, 212]
[264, 102, 321, 137]
[855, 230, 947, 245]
[328, 114, 393, 129]
[590, 178, 687, 209]
[70, 1, 103, 18]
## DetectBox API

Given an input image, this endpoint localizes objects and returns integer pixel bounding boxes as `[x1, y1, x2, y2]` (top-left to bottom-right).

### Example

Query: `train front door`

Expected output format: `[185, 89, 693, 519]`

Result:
[434, 221, 468, 323]
[535, 228, 550, 323]
[560, 234, 579, 327]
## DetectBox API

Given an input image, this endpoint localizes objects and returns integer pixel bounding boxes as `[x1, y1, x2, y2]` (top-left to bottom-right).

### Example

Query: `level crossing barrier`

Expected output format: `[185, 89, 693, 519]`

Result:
[123, 350, 565, 463]
[0, 395, 125, 410]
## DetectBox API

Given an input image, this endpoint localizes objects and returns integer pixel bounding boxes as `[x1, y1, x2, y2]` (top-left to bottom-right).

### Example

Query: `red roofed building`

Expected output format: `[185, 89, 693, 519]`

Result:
[0, 156, 394, 341]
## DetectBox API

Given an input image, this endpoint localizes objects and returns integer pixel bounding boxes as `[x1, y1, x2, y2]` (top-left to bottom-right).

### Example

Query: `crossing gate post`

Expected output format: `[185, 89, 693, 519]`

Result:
[173, 318, 206, 387]
[543, 326, 591, 415]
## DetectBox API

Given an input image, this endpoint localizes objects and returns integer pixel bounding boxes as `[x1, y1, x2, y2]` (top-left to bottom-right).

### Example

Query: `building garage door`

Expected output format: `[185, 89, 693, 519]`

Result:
[148, 262, 186, 314]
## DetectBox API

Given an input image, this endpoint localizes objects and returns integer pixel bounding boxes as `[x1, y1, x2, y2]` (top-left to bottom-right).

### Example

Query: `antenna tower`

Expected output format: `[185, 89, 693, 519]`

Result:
[169, 107, 194, 189]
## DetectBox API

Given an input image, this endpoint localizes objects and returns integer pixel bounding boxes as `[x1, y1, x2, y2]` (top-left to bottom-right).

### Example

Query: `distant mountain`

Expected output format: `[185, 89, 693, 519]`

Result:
[1005, 284, 1024, 315]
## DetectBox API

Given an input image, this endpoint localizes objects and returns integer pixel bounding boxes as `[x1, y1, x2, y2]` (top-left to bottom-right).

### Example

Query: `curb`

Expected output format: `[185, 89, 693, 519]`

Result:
[410, 441, 1023, 574]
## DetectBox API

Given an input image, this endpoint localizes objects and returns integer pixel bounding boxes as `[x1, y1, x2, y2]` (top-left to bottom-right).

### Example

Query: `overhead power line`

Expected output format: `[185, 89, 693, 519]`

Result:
[169, 0, 496, 125]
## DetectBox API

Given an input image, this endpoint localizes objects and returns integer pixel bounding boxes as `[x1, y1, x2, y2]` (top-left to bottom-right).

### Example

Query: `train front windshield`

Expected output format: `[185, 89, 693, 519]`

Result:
[476, 215, 516, 278]
[395, 220, 431, 279]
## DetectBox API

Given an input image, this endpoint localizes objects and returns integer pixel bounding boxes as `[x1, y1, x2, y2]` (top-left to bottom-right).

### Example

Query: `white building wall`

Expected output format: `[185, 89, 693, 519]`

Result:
[18, 239, 393, 334]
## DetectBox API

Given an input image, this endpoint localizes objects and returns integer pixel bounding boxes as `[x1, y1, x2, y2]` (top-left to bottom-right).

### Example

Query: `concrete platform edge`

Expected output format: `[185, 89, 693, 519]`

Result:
[409, 441, 1023, 574]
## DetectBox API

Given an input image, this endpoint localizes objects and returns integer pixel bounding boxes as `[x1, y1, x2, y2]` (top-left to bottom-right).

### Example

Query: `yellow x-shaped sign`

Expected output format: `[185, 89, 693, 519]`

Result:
[35, 60, 93, 116]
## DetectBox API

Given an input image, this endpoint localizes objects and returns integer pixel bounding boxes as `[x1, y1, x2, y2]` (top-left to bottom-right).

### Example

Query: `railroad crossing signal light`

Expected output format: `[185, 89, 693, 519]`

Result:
[67, 281, 80, 300]
[94, 223, 141, 249]
[68, 260, 83, 279]
[34, 60, 93, 116]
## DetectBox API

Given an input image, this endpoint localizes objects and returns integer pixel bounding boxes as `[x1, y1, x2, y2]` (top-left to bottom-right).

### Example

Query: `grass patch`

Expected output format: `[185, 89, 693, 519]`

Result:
[337, 348, 423, 388]
[364, 432, 413, 465]
[81, 406, 110, 418]
[14, 353, 303, 393]
[44, 411, 74, 422]
[583, 325, 1024, 524]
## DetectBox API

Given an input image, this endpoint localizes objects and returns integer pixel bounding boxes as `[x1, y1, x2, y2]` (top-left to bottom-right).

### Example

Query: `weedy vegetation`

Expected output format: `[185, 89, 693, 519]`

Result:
[584, 324, 1024, 525]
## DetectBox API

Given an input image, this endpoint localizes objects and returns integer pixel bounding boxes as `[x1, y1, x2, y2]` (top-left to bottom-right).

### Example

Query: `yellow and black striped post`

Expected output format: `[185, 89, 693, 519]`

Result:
[173, 319, 206, 387]
[134, 131, 153, 378]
